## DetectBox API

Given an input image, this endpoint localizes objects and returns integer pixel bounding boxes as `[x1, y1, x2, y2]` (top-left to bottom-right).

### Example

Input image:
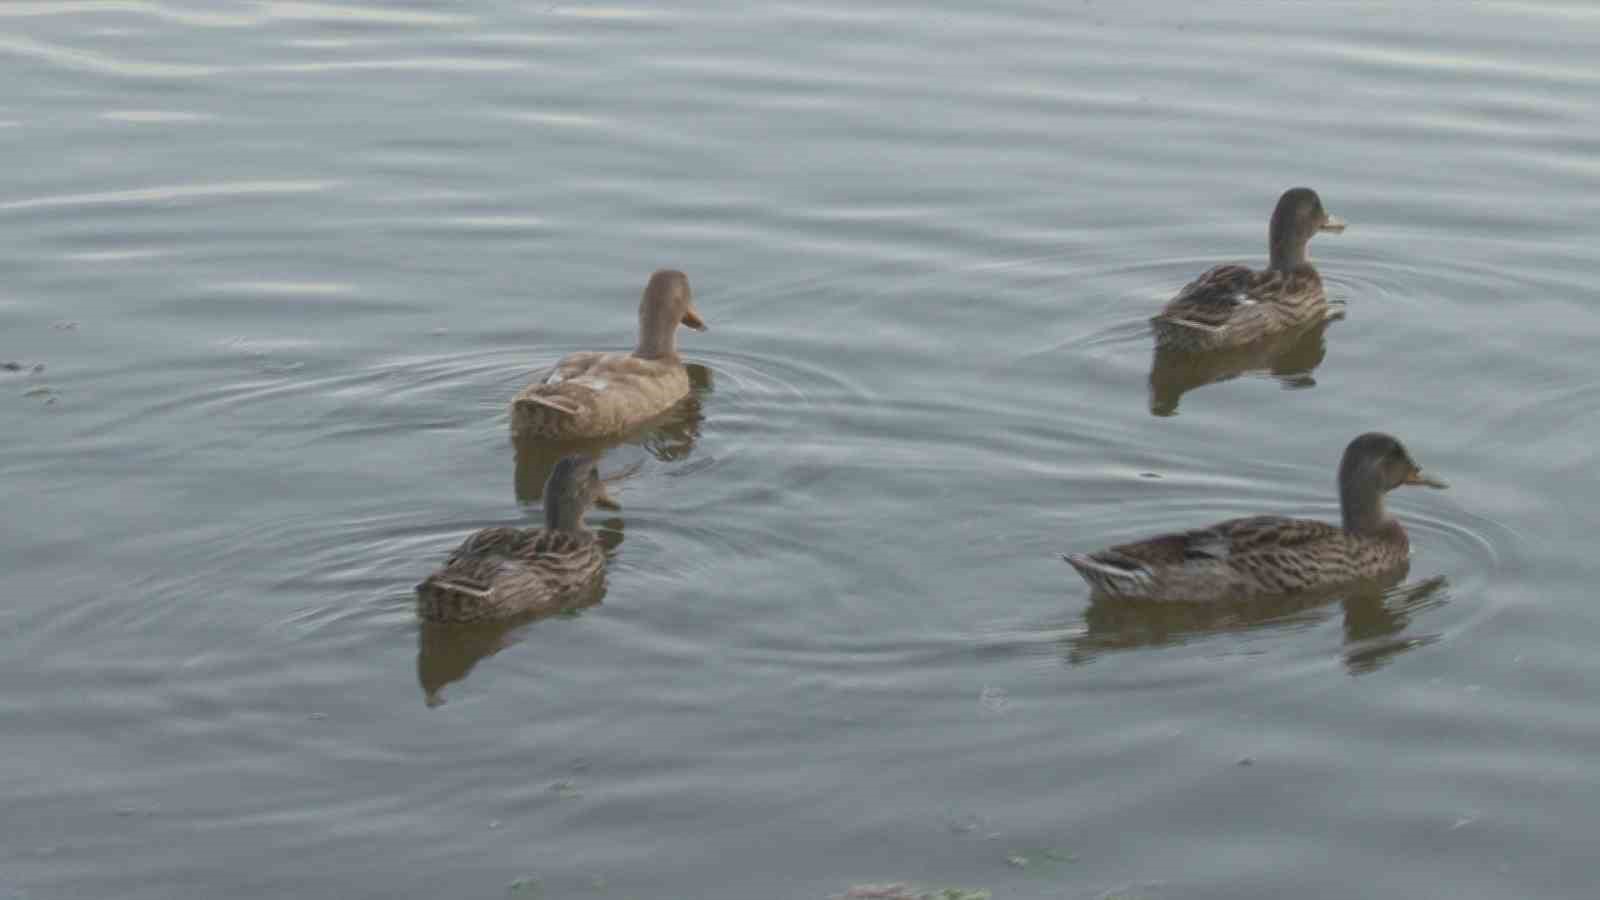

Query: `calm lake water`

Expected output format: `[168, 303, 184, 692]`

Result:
[3, 2, 1598, 898]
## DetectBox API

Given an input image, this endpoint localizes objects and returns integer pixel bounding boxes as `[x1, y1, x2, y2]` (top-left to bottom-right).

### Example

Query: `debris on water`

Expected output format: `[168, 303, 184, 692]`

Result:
[507, 876, 543, 897]
[1236, 756, 1256, 766]
[979, 686, 1009, 714]
[549, 780, 581, 799]
[51, 320, 79, 330]
[23, 385, 55, 398]
[1139, 472, 1161, 479]
[945, 812, 984, 835]
[1006, 847, 1076, 872]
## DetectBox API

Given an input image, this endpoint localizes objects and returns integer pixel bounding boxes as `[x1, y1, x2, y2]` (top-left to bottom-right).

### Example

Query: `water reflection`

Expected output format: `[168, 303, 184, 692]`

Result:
[1340, 575, 1448, 675]
[416, 518, 624, 707]
[512, 364, 711, 502]
[1147, 319, 1332, 416]
[1062, 567, 1448, 675]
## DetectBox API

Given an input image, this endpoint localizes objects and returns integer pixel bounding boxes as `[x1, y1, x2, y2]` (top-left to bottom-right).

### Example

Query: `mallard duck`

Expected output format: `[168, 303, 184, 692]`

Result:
[1065, 433, 1446, 603]
[511, 269, 707, 440]
[1152, 187, 1345, 351]
[417, 455, 619, 623]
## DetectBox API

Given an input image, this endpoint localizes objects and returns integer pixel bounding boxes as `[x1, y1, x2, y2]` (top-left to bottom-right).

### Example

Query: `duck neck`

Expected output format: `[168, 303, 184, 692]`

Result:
[1269, 235, 1308, 271]
[633, 307, 680, 360]
[1340, 477, 1389, 536]
[543, 481, 583, 531]
[546, 497, 584, 532]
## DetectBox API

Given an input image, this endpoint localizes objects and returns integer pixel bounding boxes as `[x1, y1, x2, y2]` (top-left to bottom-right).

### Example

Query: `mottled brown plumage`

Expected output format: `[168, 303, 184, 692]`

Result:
[1152, 188, 1344, 352]
[1065, 433, 1447, 603]
[417, 456, 618, 623]
[511, 269, 707, 440]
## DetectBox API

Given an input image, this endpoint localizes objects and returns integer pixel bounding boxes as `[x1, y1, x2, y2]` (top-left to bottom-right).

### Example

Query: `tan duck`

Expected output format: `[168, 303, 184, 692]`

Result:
[417, 455, 619, 623]
[511, 269, 706, 440]
[1065, 433, 1447, 603]
[1152, 187, 1345, 351]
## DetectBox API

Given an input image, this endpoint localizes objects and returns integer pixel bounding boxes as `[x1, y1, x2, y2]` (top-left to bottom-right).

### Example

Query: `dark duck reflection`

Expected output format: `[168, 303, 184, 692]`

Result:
[1151, 187, 1344, 352]
[1147, 317, 1331, 416]
[1062, 568, 1448, 674]
[416, 455, 625, 706]
[513, 363, 710, 503]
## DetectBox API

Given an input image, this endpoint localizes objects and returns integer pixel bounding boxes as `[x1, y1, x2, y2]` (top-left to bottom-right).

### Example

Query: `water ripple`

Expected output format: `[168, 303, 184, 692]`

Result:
[0, 180, 336, 214]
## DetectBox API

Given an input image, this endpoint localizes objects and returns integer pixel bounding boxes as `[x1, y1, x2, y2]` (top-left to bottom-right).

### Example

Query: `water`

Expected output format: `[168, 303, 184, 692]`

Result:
[2, 2, 1597, 898]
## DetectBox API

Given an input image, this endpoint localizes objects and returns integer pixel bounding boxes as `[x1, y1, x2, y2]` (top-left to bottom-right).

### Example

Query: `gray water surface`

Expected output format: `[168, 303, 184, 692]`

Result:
[3, 3, 1598, 898]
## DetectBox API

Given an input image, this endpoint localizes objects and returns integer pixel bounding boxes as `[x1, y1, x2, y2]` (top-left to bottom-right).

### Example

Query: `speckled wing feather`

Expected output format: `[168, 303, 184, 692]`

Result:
[510, 350, 693, 439]
[1151, 264, 1326, 351]
[1155, 265, 1281, 330]
[417, 526, 604, 623]
[1066, 515, 1347, 601]
[1094, 515, 1334, 566]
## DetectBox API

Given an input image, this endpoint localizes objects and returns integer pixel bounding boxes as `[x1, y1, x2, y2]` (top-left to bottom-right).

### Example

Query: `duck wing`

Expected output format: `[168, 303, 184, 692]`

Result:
[511, 351, 617, 418]
[1154, 265, 1293, 332]
[1066, 515, 1339, 595]
[419, 527, 597, 594]
[542, 351, 610, 386]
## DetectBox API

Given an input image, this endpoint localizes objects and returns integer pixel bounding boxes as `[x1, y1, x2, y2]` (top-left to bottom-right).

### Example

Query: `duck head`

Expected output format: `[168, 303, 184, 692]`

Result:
[1269, 187, 1344, 269]
[635, 269, 706, 359]
[1337, 432, 1446, 534]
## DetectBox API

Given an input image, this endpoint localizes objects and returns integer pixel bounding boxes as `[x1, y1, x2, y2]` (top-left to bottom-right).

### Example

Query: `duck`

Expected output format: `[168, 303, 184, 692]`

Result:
[1064, 433, 1447, 603]
[1151, 187, 1345, 352]
[416, 455, 619, 623]
[511, 269, 707, 440]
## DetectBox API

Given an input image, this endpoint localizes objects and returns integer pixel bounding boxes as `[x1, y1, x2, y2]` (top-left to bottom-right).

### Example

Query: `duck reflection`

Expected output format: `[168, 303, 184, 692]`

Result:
[1147, 319, 1331, 417]
[1062, 567, 1448, 675]
[513, 363, 711, 502]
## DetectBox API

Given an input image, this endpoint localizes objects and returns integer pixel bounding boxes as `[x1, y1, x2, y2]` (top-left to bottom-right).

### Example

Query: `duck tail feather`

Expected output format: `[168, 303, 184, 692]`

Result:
[1063, 552, 1155, 598]
[518, 393, 581, 416]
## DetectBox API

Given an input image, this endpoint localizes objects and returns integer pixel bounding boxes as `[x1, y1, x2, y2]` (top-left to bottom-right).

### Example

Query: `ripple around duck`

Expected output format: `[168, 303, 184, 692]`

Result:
[26, 315, 881, 695]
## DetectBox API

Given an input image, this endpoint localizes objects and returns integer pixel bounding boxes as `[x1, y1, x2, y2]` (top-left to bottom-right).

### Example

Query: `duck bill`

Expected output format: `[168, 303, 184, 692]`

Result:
[680, 306, 707, 332]
[1320, 214, 1347, 234]
[1405, 470, 1448, 489]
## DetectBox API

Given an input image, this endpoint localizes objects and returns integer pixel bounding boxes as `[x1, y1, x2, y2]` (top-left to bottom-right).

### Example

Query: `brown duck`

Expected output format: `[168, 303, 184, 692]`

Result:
[1065, 433, 1447, 603]
[1152, 187, 1344, 351]
[511, 269, 707, 440]
[417, 456, 619, 623]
